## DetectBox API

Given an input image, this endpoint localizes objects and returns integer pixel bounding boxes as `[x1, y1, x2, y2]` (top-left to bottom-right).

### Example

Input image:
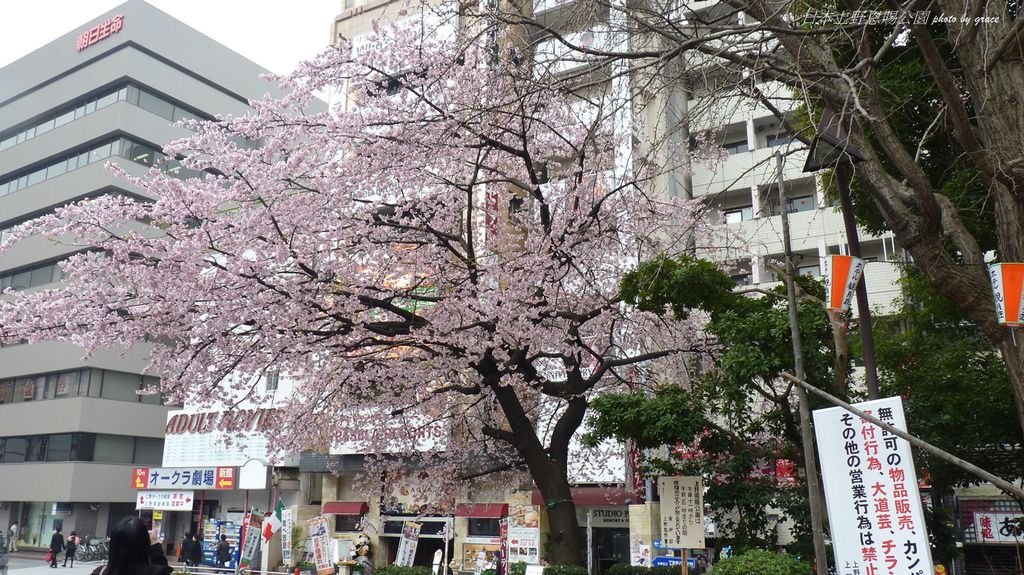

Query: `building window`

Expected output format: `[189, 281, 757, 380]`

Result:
[732, 273, 752, 286]
[335, 515, 361, 532]
[722, 140, 749, 155]
[265, 372, 280, 392]
[723, 206, 753, 224]
[797, 264, 821, 277]
[762, 189, 816, 216]
[467, 518, 501, 537]
[0, 368, 153, 404]
[0, 261, 62, 291]
[0, 83, 208, 156]
[766, 133, 794, 147]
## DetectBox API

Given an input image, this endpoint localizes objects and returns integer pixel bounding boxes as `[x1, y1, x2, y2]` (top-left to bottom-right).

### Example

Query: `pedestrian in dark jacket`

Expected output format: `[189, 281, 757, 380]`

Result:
[64, 531, 80, 567]
[180, 533, 194, 566]
[188, 534, 203, 567]
[49, 528, 64, 568]
[215, 535, 230, 568]
[90, 517, 171, 575]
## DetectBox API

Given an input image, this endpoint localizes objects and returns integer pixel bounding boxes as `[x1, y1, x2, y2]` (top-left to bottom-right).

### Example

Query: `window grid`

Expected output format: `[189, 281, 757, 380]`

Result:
[0, 84, 206, 155]
[0, 136, 204, 199]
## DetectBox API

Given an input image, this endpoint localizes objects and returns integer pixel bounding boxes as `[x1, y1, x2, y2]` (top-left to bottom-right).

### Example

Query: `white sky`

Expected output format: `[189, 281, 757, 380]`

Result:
[0, 0, 342, 75]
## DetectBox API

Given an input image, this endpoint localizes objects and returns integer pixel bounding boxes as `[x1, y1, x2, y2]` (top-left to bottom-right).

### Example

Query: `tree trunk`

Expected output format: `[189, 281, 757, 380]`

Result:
[533, 472, 582, 565]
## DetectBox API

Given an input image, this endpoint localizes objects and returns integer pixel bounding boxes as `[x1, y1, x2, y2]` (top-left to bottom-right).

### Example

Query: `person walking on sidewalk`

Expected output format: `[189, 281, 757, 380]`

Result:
[188, 533, 202, 567]
[7, 523, 17, 553]
[49, 527, 65, 568]
[215, 535, 230, 569]
[180, 533, 195, 567]
[64, 531, 80, 567]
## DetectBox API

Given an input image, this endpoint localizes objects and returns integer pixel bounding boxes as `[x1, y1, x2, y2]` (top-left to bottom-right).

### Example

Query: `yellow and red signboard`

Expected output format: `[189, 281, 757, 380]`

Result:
[132, 466, 236, 490]
[989, 263, 1024, 327]
[824, 254, 865, 314]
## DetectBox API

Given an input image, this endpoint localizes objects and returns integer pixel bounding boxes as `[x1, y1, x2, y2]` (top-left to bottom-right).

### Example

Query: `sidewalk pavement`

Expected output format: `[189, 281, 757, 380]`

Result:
[4, 551, 189, 575]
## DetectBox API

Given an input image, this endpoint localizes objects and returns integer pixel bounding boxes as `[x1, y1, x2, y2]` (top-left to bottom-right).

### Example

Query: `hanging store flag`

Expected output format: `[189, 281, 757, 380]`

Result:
[239, 512, 263, 568]
[813, 396, 933, 575]
[394, 521, 422, 567]
[281, 508, 293, 565]
[824, 254, 864, 313]
[988, 263, 1024, 326]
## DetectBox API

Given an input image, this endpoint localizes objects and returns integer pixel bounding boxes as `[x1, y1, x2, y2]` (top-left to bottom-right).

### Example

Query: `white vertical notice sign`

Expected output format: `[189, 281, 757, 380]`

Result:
[658, 476, 704, 549]
[814, 396, 933, 575]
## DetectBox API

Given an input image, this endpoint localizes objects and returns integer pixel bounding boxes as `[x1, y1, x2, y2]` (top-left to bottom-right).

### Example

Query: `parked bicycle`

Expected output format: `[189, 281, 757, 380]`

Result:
[75, 535, 109, 562]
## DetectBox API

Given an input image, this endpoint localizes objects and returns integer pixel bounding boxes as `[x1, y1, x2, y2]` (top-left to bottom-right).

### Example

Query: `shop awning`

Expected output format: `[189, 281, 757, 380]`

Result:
[531, 486, 634, 507]
[454, 503, 509, 518]
[323, 501, 369, 515]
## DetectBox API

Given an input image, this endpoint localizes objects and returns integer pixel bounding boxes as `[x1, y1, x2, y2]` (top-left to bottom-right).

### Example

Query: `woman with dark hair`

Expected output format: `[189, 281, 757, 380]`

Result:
[90, 517, 171, 575]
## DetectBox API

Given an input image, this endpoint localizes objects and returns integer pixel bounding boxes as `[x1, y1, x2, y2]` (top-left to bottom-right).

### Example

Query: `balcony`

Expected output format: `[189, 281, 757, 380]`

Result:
[692, 145, 810, 197]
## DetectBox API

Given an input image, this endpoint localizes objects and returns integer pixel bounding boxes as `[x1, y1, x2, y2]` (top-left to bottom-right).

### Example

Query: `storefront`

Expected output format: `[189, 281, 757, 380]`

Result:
[454, 504, 507, 573]
[532, 486, 632, 574]
[380, 514, 453, 566]
[957, 497, 1023, 575]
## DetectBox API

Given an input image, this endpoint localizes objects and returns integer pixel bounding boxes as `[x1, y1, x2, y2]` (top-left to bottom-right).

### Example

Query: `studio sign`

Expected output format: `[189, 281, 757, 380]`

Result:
[165, 408, 279, 435]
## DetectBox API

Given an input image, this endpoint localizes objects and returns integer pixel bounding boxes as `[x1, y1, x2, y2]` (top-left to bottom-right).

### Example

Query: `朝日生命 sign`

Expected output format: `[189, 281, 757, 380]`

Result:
[657, 476, 704, 549]
[813, 397, 933, 575]
[132, 466, 235, 490]
[75, 14, 124, 52]
[136, 490, 194, 510]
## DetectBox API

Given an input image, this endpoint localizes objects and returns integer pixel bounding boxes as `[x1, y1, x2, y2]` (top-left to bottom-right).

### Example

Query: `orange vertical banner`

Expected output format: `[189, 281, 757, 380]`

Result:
[824, 255, 865, 313]
[988, 263, 1024, 326]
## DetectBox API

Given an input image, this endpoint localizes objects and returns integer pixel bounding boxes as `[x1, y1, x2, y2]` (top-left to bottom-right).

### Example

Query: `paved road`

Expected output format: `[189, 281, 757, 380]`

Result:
[4, 556, 103, 575]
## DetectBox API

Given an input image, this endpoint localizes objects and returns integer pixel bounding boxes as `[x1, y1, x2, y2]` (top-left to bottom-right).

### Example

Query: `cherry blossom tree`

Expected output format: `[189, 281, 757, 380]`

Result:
[0, 14, 706, 564]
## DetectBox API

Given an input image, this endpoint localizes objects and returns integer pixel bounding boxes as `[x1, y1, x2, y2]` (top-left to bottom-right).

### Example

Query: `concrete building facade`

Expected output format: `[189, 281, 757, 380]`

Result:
[0, 0, 285, 546]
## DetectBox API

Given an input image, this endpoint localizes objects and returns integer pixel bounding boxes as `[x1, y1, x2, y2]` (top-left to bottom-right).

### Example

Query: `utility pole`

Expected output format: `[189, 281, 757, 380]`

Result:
[777, 152, 829, 575]
[836, 162, 880, 399]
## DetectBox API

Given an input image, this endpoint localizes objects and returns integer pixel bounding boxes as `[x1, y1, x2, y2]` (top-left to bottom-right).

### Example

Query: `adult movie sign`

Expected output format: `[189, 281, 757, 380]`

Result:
[658, 476, 704, 549]
[132, 466, 235, 489]
[307, 516, 333, 575]
[135, 490, 194, 510]
[814, 397, 932, 575]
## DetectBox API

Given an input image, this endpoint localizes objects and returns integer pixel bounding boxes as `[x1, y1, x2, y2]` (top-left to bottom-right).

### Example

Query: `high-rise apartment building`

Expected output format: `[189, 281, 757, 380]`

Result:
[0, 0, 286, 544]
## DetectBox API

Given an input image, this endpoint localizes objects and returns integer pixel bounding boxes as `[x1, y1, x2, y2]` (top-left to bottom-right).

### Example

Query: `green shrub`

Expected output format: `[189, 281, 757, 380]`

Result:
[712, 549, 809, 575]
[543, 565, 588, 575]
[377, 566, 434, 575]
[510, 562, 528, 575]
[604, 565, 648, 575]
[648, 567, 679, 575]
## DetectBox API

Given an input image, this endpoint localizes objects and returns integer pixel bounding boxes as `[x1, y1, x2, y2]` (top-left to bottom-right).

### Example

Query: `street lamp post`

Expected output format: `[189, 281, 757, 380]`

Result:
[803, 109, 880, 400]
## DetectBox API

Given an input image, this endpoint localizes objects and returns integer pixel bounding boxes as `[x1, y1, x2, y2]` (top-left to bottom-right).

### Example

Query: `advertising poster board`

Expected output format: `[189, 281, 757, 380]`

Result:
[813, 396, 933, 575]
[507, 505, 541, 563]
[307, 516, 333, 575]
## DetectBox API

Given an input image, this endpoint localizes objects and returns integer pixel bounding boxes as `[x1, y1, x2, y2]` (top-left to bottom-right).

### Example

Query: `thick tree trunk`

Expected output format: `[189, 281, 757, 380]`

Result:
[532, 467, 582, 565]
[482, 362, 586, 566]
